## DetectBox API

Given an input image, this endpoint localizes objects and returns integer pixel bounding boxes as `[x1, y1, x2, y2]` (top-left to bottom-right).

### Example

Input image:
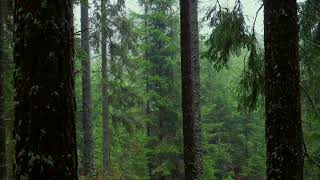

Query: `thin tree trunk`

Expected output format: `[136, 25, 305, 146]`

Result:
[264, 0, 304, 179]
[13, 0, 78, 179]
[81, 0, 95, 177]
[101, 0, 110, 178]
[180, 0, 202, 179]
[143, 3, 153, 179]
[0, 0, 6, 178]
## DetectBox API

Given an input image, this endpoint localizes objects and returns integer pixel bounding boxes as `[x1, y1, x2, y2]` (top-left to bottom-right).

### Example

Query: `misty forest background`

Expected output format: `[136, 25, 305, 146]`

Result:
[1, 0, 320, 179]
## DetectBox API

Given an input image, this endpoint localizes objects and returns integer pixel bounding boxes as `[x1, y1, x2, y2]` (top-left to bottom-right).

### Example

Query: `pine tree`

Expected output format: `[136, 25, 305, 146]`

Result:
[80, 0, 95, 176]
[139, 0, 183, 178]
[264, 0, 304, 179]
[180, 0, 202, 179]
[13, 0, 78, 178]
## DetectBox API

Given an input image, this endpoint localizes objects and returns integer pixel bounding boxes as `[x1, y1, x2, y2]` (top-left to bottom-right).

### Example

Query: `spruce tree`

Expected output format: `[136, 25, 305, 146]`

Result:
[139, 0, 183, 178]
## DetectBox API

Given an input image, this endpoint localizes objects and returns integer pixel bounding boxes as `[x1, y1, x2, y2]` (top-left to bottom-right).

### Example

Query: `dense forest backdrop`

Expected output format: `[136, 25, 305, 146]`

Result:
[0, 0, 320, 179]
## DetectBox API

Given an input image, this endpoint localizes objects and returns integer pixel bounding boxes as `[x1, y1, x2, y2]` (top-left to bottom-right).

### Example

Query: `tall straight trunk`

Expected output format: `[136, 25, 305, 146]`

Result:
[101, 0, 109, 178]
[0, 0, 6, 178]
[13, 0, 78, 179]
[264, 0, 304, 179]
[180, 0, 202, 179]
[81, 0, 95, 177]
[143, 3, 153, 179]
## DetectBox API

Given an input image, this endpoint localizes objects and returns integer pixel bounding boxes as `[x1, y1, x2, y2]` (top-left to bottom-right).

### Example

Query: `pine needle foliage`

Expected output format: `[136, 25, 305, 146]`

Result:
[237, 36, 264, 111]
[204, 1, 264, 111]
[204, 2, 251, 70]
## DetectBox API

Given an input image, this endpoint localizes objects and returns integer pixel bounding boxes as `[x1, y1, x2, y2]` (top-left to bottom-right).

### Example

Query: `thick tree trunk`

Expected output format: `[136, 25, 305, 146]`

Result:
[180, 0, 202, 179]
[0, 1, 7, 178]
[101, 0, 110, 178]
[13, 0, 78, 179]
[264, 0, 304, 179]
[80, 0, 95, 177]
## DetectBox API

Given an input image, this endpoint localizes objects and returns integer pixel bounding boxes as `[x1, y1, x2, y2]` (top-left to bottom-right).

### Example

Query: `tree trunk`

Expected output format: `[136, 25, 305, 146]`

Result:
[264, 0, 304, 179]
[180, 0, 202, 179]
[143, 3, 153, 179]
[13, 0, 78, 179]
[101, 0, 110, 178]
[0, 0, 7, 178]
[81, 0, 95, 177]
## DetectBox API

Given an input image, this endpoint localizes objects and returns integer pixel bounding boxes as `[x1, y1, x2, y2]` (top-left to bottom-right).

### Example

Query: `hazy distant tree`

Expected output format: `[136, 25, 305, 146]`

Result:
[264, 0, 304, 179]
[13, 0, 78, 179]
[139, 0, 183, 178]
[180, 0, 203, 179]
[81, 0, 95, 177]
[101, 0, 110, 178]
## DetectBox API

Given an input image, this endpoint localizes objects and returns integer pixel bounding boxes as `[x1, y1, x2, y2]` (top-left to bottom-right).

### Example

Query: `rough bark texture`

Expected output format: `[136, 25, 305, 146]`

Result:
[13, 0, 78, 179]
[264, 0, 304, 179]
[101, 0, 110, 178]
[180, 0, 203, 179]
[0, 0, 7, 178]
[80, 0, 95, 177]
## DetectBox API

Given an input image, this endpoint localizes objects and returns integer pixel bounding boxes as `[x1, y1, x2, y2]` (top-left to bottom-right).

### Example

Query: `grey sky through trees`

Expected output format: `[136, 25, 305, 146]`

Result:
[74, 0, 306, 39]
[126, 0, 305, 36]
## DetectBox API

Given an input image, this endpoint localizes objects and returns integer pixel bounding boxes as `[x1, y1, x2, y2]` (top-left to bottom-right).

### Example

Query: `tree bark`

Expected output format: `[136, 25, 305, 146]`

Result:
[80, 0, 95, 177]
[180, 0, 203, 179]
[101, 0, 110, 178]
[264, 0, 304, 179]
[0, 0, 7, 178]
[13, 0, 78, 179]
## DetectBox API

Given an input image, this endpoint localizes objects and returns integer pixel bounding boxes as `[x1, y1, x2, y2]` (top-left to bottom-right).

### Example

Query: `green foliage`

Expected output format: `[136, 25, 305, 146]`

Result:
[204, 2, 251, 70]
[204, 2, 264, 112]
[200, 53, 265, 179]
[237, 38, 264, 111]
[3, 0, 320, 179]
[137, 0, 184, 178]
[299, 1, 320, 178]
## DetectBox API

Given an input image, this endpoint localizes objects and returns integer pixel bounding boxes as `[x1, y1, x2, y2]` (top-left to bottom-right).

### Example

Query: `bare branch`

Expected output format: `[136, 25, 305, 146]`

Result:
[252, 3, 264, 34]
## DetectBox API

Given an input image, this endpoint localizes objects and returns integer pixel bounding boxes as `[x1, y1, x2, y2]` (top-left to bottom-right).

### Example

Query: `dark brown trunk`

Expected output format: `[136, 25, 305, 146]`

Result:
[101, 0, 110, 178]
[0, 1, 6, 178]
[80, 0, 95, 176]
[264, 0, 304, 179]
[180, 0, 202, 179]
[13, 0, 78, 179]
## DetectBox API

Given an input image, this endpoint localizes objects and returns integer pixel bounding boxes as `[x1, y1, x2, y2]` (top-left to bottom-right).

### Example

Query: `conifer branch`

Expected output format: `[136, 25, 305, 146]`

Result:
[303, 138, 320, 169]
